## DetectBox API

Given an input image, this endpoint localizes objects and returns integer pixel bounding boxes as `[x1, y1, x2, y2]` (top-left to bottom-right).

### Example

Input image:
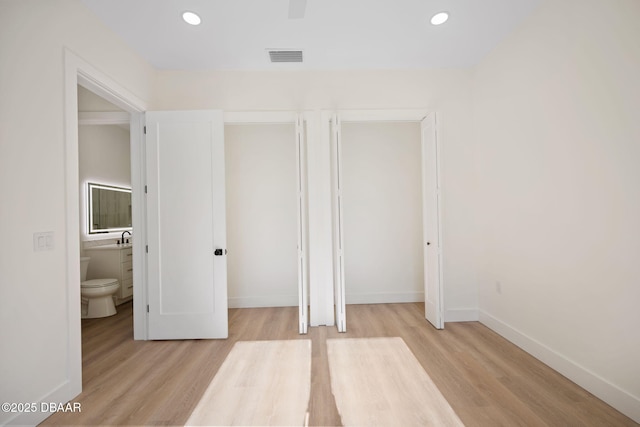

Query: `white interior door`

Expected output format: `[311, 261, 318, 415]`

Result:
[296, 115, 309, 334]
[421, 113, 444, 329]
[145, 110, 228, 339]
[331, 114, 347, 332]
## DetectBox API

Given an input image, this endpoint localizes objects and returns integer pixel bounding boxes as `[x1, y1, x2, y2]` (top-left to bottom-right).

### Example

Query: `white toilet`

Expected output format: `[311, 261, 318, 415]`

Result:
[80, 257, 120, 319]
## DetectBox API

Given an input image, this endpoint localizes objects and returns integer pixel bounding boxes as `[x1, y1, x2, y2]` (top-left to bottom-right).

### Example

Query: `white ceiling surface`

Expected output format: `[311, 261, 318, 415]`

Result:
[82, 0, 540, 70]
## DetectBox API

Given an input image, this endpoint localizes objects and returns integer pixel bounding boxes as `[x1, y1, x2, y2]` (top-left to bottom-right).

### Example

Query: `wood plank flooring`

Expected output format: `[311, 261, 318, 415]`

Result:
[42, 302, 637, 426]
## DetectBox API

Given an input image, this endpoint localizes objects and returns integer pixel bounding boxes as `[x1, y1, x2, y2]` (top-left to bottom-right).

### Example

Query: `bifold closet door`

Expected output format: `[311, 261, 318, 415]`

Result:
[340, 122, 425, 305]
[225, 124, 299, 311]
[421, 114, 444, 329]
[331, 114, 346, 332]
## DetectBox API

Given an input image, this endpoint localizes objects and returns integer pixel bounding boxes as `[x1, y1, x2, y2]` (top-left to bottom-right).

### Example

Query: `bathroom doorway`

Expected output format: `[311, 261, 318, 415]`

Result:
[63, 52, 146, 401]
[77, 84, 135, 324]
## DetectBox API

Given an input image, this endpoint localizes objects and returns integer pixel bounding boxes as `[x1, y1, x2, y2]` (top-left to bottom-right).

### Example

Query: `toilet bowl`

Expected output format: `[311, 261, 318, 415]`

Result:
[80, 257, 120, 319]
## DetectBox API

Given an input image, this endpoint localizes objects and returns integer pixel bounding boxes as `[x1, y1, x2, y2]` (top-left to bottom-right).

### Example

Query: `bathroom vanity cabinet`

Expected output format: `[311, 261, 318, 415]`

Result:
[85, 245, 133, 305]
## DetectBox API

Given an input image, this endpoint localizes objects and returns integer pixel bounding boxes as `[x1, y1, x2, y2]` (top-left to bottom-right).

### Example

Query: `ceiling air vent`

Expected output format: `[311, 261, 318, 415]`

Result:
[268, 50, 303, 63]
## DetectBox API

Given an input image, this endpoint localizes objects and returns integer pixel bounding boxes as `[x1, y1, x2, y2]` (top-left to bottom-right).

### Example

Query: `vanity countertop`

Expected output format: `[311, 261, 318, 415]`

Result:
[85, 244, 133, 251]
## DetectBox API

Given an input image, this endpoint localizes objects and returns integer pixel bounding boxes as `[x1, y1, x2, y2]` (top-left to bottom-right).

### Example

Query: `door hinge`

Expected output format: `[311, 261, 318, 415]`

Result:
[144, 185, 147, 194]
[145, 245, 148, 253]
[146, 304, 149, 313]
[144, 126, 147, 134]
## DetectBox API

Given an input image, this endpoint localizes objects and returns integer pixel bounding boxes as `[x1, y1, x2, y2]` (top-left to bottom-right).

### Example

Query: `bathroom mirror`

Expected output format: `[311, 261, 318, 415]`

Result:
[88, 182, 132, 234]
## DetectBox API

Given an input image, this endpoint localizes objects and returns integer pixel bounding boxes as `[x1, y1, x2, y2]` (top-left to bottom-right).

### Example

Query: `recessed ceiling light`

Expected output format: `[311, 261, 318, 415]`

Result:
[430, 12, 449, 26]
[182, 11, 201, 26]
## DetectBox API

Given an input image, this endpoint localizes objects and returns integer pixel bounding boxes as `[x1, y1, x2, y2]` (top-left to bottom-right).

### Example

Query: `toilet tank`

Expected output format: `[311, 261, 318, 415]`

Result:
[80, 257, 90, 281]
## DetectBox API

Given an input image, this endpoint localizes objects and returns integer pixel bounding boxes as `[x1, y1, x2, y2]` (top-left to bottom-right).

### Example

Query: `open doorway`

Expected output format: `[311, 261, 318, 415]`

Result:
[330, 111, 444, 333]
[224, 113, 309, 334]
[63, 50, 147, 401]
[340, 121, 425, 305]
[77, 85, 134, 316]
[225, 123, 299, 309]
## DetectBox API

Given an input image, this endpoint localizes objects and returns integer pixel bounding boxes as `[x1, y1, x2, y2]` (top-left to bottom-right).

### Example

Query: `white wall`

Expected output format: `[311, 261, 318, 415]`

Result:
[154, 69, 478, 321]
[78, 125, 131, 243]
[225, 123, 299, 308]
[472, 0, 640, 421]
[78, 85, 124, 112]
[0, 1, 153, 425]
[341, 122, 424, 303]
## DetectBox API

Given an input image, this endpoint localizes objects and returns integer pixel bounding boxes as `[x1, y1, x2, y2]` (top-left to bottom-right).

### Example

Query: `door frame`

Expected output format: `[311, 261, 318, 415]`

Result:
[328, 109, 444, 331]
[63, 48, 148, 403]
[223, 111, 309, 334]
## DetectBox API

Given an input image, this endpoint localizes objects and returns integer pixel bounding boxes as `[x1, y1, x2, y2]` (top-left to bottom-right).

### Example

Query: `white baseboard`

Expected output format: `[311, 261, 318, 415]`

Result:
[445, 308, 479, 322]
[479, 310, 640, 424]
[345, 292, 424, 305]
[228, 295, 298, 308]
[5, 378, 81, 426]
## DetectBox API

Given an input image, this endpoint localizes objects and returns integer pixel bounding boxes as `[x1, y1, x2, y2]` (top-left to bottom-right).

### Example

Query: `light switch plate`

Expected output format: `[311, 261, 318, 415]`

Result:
[34, 232, 54, 251]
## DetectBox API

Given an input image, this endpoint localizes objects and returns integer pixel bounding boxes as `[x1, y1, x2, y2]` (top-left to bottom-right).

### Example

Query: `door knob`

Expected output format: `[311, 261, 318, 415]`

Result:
[214, 249, 227, 256]
[426, 242, 431, 245]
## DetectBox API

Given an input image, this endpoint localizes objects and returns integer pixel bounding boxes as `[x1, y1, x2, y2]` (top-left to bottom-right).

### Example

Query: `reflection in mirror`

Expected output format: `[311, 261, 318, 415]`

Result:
[88, 182, 132, 234]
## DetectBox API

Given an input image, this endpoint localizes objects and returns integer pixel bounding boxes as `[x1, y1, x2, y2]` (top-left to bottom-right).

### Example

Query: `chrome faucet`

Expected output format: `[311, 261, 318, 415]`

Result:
[120, 231, 132, 245]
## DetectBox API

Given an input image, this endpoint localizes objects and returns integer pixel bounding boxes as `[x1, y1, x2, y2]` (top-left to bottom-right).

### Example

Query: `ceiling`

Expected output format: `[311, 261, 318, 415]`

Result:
[81, 0, 540, 70]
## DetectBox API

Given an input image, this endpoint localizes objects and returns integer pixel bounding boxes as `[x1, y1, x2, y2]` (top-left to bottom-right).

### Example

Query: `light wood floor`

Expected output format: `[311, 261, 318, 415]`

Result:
[42, 302, 637, 426]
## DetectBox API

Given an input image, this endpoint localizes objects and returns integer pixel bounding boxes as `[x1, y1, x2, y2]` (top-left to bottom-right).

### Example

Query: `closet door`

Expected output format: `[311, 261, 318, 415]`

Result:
[331, 114, 347, 332]
[296, 115, 309, 334]
[422, 113, 444, 329]
[145, 110, 228, 339]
